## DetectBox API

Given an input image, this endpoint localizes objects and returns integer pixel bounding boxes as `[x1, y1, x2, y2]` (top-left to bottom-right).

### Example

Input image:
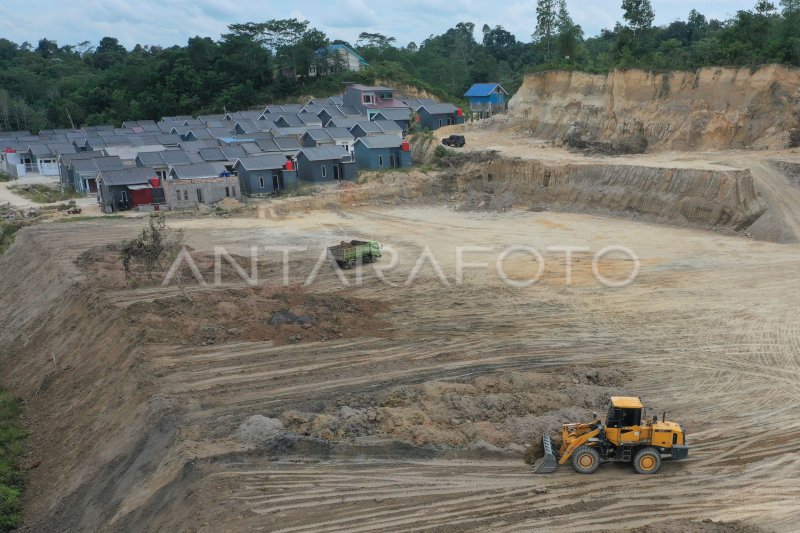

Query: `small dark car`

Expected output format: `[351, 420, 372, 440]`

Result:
[441, 135, 466, 147]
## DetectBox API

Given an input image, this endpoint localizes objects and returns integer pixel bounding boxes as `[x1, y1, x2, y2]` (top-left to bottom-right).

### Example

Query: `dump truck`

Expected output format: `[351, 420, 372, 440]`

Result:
[327, 240, 382, 269]
[534, 396, 688, 475]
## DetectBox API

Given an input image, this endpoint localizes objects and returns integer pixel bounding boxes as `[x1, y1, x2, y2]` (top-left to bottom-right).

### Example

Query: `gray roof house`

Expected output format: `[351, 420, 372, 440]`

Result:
[232, 154, 298, 194]
[296, 146, 356, 182]
[66, 155, 125, 193]
[274, 137, 303, 154]
[417, 103, 465, 130]
[58, 150, 105, 189]
[300, 129, 335, 147]
[371, 108, 413, 135]
[326, 117, 362, 129]
[135, 151, 202, 180]
[168, 162, 230, 180]
[97, 167, 161, 213]
[353, 134, 412, 171]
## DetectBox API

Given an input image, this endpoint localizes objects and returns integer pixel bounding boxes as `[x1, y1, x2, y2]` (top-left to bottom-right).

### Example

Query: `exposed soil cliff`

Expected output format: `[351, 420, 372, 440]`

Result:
[509, 66, 800, 151]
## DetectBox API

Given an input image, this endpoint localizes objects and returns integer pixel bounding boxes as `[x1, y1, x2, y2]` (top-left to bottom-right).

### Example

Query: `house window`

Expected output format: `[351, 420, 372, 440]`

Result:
[183, 190, 189, 201]
[157, 170, 167, 180]
[363, 94, 374, 104]
[259, 176, 265, 188]
[321, 165, 327, 178]
[225, 187, 230, 197]
[175, 190, 181, 201]
[439, 119, 443, 127]
[378, 155, 384, 167]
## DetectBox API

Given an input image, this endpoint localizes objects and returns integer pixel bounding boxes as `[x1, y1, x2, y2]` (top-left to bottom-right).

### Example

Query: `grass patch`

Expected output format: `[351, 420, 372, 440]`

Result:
[8, 184, 81, 204]
[0, 172, 11, 183]
[0, 220, 27, 255]
[283, 184, 317, 197]
[53, 215, 122, 223]
[0, 389, 25, 532]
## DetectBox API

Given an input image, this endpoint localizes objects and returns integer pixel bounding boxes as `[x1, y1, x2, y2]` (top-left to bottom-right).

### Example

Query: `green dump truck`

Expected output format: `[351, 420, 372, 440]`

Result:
[327, 240, 382, 269]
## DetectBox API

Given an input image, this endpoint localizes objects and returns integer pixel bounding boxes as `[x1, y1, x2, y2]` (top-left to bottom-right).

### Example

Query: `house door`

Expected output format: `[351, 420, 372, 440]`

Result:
[333, 165, 340, 180]
[196, 188, 204, 203]
[120, 190, 130, 210]
[272, 175, 280, 191]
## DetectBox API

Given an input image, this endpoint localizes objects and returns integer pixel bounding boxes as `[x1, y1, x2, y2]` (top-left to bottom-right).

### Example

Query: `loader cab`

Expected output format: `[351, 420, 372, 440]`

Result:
[604, 396, 644, 445]
[606, 406, 642, 428]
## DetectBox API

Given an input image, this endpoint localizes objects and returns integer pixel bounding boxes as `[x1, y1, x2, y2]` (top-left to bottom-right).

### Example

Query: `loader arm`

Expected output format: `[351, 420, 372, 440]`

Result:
[558, 427, 601, 465]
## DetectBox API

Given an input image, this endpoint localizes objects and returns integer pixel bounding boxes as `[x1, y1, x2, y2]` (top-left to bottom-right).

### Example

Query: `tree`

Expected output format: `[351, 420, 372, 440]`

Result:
[121, 215, 191, 301]
[483, 25, 518, 62]
[356, 32, 396, 49]
[556, 0, 584, 59]
[687, 9, 709, 43]
[755, 1, 777, 16]
[35, 39, 59, 58]
[534, 0, 558, 60]
[622, 0, 655, 35]
[781, 0, 800, 15]
[229, 19, 310, 77]
[92, 37, 126, 69]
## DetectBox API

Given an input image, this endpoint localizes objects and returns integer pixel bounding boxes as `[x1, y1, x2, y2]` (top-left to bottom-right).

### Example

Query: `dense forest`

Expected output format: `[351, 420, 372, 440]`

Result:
[1, 0, 799, 132]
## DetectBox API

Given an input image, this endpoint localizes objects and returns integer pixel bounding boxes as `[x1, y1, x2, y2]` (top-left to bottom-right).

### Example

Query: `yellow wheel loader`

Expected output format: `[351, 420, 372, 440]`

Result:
[533, 396, 688, 475]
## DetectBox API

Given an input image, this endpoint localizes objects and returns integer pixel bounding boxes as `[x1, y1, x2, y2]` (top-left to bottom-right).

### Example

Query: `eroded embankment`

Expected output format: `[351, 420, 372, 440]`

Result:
[455, 156, 765, 231]
[406, 140, 766, 233]
[509, 65, 800, 151]
[0, 226, 182, 532]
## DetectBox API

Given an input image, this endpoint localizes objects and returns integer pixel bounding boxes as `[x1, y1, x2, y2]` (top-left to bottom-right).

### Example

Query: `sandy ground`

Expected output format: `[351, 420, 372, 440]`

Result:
[3, 118, 800, 531]
[0, 174, 101, 213]
[14, 204, 791, 531]
[444, 124, 800, 170]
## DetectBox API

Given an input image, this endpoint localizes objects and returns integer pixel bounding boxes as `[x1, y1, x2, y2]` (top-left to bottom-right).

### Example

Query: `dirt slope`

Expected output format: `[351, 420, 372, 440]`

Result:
[509, 66, 800, 151]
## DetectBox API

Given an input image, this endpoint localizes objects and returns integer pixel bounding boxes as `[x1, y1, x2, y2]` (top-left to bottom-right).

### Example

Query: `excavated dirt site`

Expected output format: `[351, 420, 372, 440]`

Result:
[2, 66, 800, 532]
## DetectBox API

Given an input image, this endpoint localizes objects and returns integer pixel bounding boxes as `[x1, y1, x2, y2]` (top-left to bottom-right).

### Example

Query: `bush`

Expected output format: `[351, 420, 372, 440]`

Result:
[0, 390, 25, 532]
[120, 215, 190, 300]
[0, 220, 27, 255]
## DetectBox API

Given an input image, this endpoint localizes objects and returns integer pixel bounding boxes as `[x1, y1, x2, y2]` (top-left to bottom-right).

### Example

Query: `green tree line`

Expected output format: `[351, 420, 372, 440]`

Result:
[1, 0, 799, 133]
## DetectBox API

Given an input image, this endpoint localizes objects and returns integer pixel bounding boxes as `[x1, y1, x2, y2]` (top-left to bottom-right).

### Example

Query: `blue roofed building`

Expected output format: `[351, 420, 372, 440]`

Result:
[464, 83, 509, 117]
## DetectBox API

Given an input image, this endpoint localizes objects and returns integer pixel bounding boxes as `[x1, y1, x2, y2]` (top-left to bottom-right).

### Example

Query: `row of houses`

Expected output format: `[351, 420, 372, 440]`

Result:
[1, 82, 488, 214]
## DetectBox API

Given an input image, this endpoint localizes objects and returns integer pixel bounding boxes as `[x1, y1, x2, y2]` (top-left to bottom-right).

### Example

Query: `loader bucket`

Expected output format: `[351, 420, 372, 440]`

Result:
[532, 435, 558, 474]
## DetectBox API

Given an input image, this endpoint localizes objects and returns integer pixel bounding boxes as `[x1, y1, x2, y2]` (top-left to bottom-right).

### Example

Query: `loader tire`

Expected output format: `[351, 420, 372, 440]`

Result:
[633, 447, 661, 474]
[572, 446, 600, 474]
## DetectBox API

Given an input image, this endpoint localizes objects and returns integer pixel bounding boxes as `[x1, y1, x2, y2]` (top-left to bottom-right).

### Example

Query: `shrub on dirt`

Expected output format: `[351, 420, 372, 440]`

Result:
[120, 215, 190, 300]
